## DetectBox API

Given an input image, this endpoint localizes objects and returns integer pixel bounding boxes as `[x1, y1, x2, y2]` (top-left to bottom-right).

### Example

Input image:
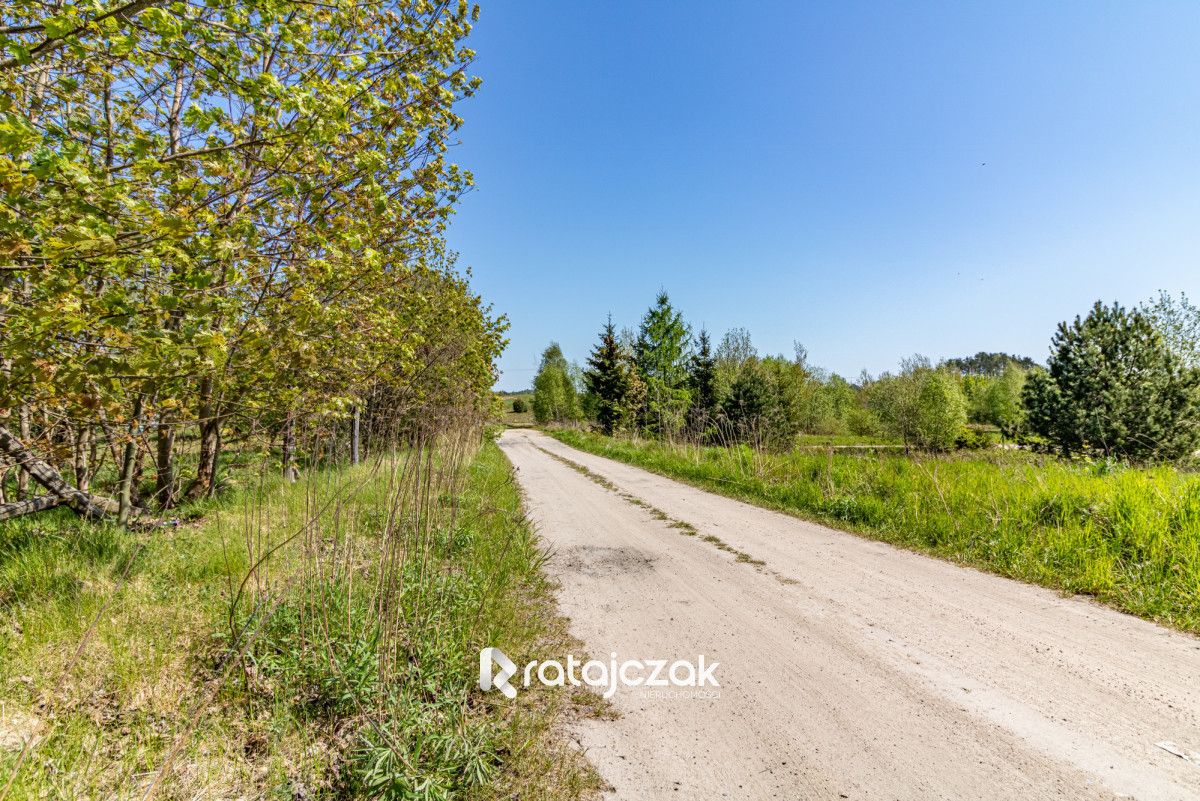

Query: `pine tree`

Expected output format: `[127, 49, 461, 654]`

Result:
[584, 318, 629, 435]
[1025, 301, 1200, 460]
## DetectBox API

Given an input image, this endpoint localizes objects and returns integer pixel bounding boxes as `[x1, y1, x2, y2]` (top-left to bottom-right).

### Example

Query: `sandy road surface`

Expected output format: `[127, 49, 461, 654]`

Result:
[497, 429, 1200, 801]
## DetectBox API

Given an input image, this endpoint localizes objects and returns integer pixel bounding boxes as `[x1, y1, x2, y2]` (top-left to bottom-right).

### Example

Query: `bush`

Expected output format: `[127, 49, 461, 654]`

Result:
[867, 358, 966, 451]
[954, 428, 994, 450]
[915, 370, 968, 451]
[845, 405, 882, 437]
[511, 398, 527, 414]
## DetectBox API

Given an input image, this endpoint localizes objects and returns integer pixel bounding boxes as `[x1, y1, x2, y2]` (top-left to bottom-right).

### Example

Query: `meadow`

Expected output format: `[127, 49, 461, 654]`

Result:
[551, 429, 1200, 634]
[0, 435, 600, 800]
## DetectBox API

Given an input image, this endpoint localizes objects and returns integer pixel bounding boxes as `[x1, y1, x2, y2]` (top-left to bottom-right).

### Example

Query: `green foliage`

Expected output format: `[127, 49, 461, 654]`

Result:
[583, 318, 642, 436]
[810, 374, 861, 435]
[532, 343, 579, 424]
[634, 292, 692, 435]
[1025, 301, 1200, 461]
[557, 292, 1199, 466]
[713, 327, 756, 401]
[511, 398, 527, 414]
[1142, 291, 1200, 369]
[867, 359, 966, 451]
[943, 351, 1038, 376]
[720, 358, 773, 442]
[915, 370, 968, 451]
[0, 0, 505, 504]
[687, 328, 718, 433]
[553, 429, 1200, 634]
[954, 427, 999, 450]
[979, 363, 1027, 439]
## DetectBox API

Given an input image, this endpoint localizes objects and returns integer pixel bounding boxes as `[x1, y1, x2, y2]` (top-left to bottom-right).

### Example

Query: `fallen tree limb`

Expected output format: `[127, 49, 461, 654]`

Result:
[0, 425, 122, 519]
[0, 494, 64, 523]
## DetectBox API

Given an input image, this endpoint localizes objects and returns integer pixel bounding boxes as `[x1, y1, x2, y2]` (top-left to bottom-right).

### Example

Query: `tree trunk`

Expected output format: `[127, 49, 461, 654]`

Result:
[0, 425, 120, 518]
[189, 417, 220, 499]
[156, 412, 176, 508]
[187, 377, 221, 500]
[0, 494, 64, 523]
[117, 395, 143, 526]
[281, 415, 299, 482]
[16, 404, 30, 500]
[74, 425, 91, 492]
[351, 405, 360, 465]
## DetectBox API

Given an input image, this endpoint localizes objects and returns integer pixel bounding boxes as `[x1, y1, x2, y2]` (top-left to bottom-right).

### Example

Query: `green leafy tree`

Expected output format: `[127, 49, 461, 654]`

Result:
[714, 327, 756, 400]
[532, 343, 579, 424]
[758, 355, 808, 446]
[1142, 291, 1200, 370]
[0, 0, 506, 518]
[866, 359, 924, 453]
[1024, 301, 1200, 460]
[822, 374, 862, 435]
[867, 357, 966, 452]
[634, 292, 691, 435]
[980, 363, 1027, 440]
[915, 370, 968, 451]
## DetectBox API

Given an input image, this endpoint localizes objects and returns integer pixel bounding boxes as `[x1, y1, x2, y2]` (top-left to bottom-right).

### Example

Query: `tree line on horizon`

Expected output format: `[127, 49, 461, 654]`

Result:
[530, 291, 1200, 462]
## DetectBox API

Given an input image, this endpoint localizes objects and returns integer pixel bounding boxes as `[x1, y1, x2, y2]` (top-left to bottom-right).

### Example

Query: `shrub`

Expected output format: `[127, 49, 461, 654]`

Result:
[915, 370, 968, 451]
[867, 358, 966, 451]
[511, 398, 527, 414]
[954, 428, 994, 450]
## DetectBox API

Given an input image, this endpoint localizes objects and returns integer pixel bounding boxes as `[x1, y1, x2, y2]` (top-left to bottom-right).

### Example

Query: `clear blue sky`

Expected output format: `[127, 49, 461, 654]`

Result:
[445, 1, 1200, 391]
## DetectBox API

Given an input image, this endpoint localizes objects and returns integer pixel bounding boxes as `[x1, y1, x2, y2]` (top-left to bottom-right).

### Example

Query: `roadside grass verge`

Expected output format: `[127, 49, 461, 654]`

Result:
[0, 435, 600, 799]
[550, 430, 1200, 634]
[793, 433, 899, 447]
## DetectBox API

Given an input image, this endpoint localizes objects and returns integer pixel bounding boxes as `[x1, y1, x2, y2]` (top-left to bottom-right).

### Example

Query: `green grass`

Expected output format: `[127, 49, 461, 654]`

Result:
[792, 433, 901, 447]
[0, 437, 600, 799]
[500, 393, 535, 427]
[551, 429, 1200, 634]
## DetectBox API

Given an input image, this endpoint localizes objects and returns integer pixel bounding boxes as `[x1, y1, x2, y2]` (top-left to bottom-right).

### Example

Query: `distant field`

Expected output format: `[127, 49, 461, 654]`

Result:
[551, 429, 1200, 634]
[499, 392, 535, 426]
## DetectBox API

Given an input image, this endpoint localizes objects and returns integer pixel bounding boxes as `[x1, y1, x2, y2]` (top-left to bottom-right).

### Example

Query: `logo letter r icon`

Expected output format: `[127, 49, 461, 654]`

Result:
[479, 647, 518, 699]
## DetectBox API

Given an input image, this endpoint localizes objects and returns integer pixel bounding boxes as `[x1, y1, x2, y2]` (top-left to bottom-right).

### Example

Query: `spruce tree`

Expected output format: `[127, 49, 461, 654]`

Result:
[687, 328, 718, 433]
[584, 318, 629, 435]
[720, 359, 772, 440]
[634, 292, 692, 435]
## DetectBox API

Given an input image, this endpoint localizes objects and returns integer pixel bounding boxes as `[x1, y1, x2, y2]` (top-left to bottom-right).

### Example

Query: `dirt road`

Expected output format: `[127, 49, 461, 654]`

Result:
[497, 429, 1200, 800]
